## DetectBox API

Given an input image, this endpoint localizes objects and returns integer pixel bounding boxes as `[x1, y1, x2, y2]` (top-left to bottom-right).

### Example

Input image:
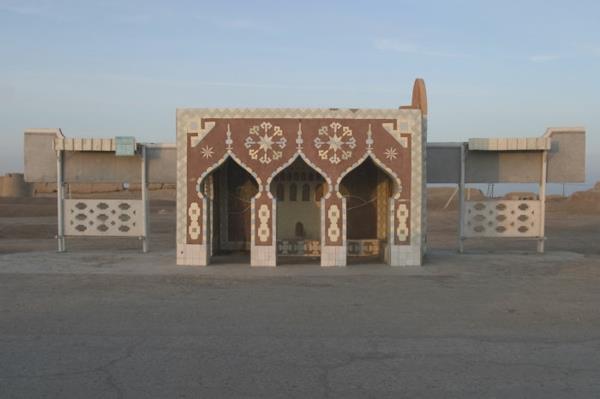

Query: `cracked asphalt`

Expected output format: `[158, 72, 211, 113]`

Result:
[1, 249, 600, 398]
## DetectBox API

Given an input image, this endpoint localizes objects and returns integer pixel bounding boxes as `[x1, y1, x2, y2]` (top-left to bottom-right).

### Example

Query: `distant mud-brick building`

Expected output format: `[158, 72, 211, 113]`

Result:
[176, 80, 428, 267]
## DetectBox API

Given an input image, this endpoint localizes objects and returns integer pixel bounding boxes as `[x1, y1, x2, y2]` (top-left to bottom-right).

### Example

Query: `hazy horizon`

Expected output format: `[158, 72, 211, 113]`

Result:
[1, 0, 598, 193]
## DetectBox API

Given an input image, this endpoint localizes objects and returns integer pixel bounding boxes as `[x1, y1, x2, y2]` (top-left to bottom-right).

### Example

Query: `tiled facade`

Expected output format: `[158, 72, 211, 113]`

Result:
[176, 80, 428, 267]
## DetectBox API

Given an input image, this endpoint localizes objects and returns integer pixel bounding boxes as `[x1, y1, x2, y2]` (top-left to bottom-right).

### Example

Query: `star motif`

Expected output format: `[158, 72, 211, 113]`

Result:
[328, 134, 343, 151]
[384, 147, 398, 160]
[201, 145, 214, 159]
[258, 134, 274, 151]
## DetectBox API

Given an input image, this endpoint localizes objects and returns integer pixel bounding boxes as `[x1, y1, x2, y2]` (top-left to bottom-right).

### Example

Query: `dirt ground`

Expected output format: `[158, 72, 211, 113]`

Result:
[0, 196, 599, 398]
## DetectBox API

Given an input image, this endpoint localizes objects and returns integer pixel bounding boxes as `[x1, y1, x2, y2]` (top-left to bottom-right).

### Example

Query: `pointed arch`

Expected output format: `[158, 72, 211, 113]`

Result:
[339, 156, 394, 246]
[195, 152, 261, 199]
[266, 151, 331, 193]
[366, 153, 403, 199]
[335, 150, 402, 200]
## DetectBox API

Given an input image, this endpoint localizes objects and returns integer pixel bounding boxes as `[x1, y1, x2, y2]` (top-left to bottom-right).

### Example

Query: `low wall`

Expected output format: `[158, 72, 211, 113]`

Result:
[32, 182, 176, 195]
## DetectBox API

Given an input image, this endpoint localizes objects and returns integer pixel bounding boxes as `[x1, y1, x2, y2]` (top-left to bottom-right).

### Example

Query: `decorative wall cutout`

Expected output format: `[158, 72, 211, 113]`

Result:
[314, 122, 356, 164]
[396, 203, 409, 242]
[245, 121, 287, 164]
[327, 204, 341, 243]
[464, 200, 541, 238]
[64, 199, 143, 237]
[257, 204, 271, 242]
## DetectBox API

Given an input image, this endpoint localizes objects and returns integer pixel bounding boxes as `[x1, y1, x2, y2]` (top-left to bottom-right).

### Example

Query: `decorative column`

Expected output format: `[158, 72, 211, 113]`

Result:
[56, 147, 66, 252]
[320, 193, 347, 266]
[204, 174, 214, 259]
[176, 115, 220, 267]
[218, 162, 229, 250]
[385, 197, 412, 265]
[179, 175, 210, 266]
[177, 173, 211, 266]
[376, 170, 389, 242]
[250, 190, 277, 267]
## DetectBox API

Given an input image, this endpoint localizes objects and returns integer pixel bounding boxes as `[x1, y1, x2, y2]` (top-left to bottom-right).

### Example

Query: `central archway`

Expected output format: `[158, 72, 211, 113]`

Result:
[270, 157, 328, 264]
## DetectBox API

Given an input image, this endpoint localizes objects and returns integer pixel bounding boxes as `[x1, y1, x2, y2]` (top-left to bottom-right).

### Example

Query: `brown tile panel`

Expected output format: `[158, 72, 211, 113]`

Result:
[185, 117, 414, 247]
[221, 119, 300, 189]
[186, 126, 229, 244]
[369, 127, 412, 245]
[301, 119, 377, 189]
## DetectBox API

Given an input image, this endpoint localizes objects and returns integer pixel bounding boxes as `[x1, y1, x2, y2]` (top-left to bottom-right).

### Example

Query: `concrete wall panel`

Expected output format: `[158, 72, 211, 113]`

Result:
[427, 145, 461, 184]
[24, 131, 59, 183]
[24, 131, 176, 184]
[63, 152, 141, 183]
[466, 151, 543, 183]
[546, 130, 585, 183]
[147, 146, 176, 184]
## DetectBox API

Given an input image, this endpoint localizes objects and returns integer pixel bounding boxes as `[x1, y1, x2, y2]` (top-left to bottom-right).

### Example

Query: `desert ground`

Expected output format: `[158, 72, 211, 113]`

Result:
[0, 190, 599, 398]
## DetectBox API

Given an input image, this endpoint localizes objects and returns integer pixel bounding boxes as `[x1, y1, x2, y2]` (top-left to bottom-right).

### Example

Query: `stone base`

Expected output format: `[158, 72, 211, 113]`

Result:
[385, 244, 423, 266]
[321, 245, 347, 267]
[176, 243, 209, 266]
[251, 244, 276, 267]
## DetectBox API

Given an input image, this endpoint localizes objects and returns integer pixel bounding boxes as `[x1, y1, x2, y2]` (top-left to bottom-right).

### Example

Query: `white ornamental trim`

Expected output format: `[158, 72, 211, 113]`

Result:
[327, 204, 341, 243]
[257, 204, 271, 243]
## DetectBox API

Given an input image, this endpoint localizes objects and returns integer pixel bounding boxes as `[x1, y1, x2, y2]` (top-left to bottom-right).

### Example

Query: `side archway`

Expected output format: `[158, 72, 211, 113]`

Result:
[193, 156, 259, 264]
[339, 157, 395, 262]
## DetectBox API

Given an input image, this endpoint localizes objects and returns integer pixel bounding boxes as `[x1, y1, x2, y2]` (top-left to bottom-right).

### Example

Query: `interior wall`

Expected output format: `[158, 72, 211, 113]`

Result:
[270, 159, 325, 241]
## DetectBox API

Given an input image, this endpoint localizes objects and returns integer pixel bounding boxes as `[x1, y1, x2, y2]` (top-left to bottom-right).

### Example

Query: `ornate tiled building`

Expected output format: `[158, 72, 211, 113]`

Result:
[176, 79, 427, 266]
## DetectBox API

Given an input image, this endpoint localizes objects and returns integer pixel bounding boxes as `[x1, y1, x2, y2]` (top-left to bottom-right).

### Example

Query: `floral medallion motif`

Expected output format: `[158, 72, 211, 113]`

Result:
[244, 122, 287, 164]
[314, 122, 356, 164]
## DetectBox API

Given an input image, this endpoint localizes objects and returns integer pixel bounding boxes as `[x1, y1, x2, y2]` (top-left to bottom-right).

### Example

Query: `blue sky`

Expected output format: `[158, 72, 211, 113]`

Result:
[1, 0, 598, 191]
